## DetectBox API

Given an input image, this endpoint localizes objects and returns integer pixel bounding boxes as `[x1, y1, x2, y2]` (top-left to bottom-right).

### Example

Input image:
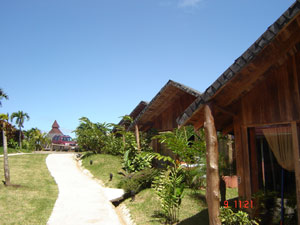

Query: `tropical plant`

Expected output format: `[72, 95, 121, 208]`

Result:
[10, 110, 30, 150]
[123, 150, 156, 173]
[153, 126, 206, 165]
[24, 128, 51, 151]
[0, 88, 8, 106]
[152, 165, 185, 224]
[0, 113, 11, 185]
[118, 168, 160, 194]
[74, 117, 110, 153]
[219, 206, 259, 225]
[101, 132, 123, 155]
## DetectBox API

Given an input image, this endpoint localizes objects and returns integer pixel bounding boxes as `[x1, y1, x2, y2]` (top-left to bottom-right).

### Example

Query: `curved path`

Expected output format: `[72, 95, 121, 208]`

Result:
[46, 154, 122, 225]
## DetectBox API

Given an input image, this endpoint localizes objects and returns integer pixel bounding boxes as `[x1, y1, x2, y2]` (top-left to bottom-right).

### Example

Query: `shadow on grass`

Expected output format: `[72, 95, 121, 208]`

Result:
[80, 151, 96, 160]
[151, 211, 166, 224]
[188, 191, 207, 206]
[178, 208, 209, 225]
[150, 208, 209, 225]
[2, 182, 22, 188]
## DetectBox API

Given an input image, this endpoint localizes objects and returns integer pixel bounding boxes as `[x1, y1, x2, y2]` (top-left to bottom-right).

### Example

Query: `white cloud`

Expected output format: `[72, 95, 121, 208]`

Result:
[178, 0, 201, 8]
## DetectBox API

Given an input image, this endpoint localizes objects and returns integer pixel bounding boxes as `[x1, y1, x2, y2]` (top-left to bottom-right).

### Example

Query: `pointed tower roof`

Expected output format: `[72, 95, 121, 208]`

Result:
[52, 120, 60, 128]
[48, 120, 64, 138]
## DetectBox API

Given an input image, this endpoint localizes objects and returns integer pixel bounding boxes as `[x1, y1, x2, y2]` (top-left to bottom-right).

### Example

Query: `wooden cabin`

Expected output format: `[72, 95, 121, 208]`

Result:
[113, 101, 148, 132]
[177, 1, 300, 224]
[128, 80, 201, 155]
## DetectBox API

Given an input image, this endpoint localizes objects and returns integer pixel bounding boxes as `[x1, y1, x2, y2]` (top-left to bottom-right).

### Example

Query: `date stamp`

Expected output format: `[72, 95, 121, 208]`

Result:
[224, 200, 254, 209]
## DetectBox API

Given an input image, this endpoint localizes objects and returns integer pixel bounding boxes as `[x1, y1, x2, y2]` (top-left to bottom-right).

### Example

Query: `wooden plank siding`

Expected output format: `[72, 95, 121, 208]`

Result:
[240, 51, 300, 127]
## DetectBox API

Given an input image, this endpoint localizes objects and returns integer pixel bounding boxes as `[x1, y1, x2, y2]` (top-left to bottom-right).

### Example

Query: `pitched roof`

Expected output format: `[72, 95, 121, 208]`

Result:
[177, 0, 300, 128]
[48, 120, 64, 135]
[128, 80, 201, 131]
[115, 101, 148, 129]
[52, 120, 60, 128]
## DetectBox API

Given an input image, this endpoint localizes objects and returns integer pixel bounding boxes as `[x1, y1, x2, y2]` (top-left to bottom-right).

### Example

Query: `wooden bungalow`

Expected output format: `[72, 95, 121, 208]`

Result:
[128, 80, 201, 154]
[177, 1, 300, 224]
[114, 101, 148, 131]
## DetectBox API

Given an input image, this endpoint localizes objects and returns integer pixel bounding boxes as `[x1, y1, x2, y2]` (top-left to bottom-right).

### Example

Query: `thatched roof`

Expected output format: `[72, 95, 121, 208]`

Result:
[177, 0, 300, 131]
[128, 80, 201, 131]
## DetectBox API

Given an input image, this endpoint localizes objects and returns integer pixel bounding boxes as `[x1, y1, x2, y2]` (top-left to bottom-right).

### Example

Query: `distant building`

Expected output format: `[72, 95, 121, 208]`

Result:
[47, 120, 64, 139]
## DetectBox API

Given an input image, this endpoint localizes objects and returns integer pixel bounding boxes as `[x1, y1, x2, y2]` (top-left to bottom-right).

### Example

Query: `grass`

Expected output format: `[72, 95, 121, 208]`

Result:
[81, 153, 123, 188]
[121, 188, 209, 225]
[82, 153, 209, 224]
[0, 146, 32, 154]
[82, 153, 239, 225]
[0, 154, 58, 225]
[226, 187, 239, 200]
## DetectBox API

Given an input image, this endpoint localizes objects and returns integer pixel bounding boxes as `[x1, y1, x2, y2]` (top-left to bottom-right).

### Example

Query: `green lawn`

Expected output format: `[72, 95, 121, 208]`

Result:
[121, 188, 209, 225]
[81, 153, 124, 188]
[0, 154, 58, 225]
[0, 146, 32, 154]
[226, 187, 239, 200]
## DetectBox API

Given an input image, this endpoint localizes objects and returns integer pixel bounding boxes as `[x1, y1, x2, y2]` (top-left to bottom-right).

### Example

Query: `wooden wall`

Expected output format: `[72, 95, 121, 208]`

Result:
[233, 48, 300, 199]
[153, 94, 195, 132]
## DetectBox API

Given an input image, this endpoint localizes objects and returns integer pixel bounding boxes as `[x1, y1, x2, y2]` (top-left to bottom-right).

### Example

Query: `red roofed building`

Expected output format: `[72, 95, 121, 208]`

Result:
[47, 120, 64, 139]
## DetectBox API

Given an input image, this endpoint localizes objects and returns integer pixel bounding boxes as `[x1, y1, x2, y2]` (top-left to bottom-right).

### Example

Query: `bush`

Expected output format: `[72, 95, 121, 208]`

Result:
[219, 207, 259, 225]
[118, 168, 160, 193]
[152, 166, 185, 224]
[102, 134, 123, 155]
[184, 166, 206, 189]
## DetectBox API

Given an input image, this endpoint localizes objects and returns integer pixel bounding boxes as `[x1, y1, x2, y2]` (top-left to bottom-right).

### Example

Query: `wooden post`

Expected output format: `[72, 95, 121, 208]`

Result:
[291, 121, 300, 225]
[135, 124, 141, 151]
[204, 104, 221, 225]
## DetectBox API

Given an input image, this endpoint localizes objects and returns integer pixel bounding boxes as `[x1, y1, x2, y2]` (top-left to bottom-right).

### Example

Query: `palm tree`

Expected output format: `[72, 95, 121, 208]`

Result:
[0, 89, 10, 185]
[0, 114, 11, 185]
[0, 88, 8, 106]
[11, 111, 30, 150]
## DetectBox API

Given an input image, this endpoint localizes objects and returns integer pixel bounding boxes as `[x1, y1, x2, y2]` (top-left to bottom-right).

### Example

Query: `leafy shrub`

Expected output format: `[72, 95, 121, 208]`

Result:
[219, 207, 259, 225]
[153, 126, 206, 165]
[118, 168, 160, 193]
[8, 138, 19, 149]
[184, 166, 206, 189]
[74, 117, 110, 153]
[152, 166, 185, 224]
[102, 134, 123, 155]
[124, 151, 156, 173]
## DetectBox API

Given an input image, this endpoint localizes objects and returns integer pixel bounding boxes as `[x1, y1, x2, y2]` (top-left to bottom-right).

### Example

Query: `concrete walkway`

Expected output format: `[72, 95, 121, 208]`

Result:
[46, 154, 123, 225]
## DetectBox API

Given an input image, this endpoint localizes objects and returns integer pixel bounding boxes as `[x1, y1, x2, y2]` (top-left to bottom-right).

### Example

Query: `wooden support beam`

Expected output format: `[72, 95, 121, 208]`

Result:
[291, 121, 300, 225]
[214, 104, 236, 117]
[241, 126, 252, 204]
[249, 128, 259, 194]
[204, 104, 221, 225]
[233, 116, 246, 199]
[135, 124, 141, 151]
[222, 123, 234, 135]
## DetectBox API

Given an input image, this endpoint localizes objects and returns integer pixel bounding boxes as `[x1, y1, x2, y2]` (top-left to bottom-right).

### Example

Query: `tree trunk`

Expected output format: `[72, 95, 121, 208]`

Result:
[135, 124, 141, 151]
[122, 134, 126, 151]
[3, 128, 11, 185]
[19, 127, 22, 150]
[204, 104, 221, 225]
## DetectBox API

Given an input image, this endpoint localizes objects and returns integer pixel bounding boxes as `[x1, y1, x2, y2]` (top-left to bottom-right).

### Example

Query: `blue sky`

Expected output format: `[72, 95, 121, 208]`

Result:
[0, 0, 295, 137]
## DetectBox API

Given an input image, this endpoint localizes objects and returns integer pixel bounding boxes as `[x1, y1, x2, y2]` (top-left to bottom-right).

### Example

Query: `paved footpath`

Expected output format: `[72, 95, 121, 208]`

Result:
[46, 154, 123, 225]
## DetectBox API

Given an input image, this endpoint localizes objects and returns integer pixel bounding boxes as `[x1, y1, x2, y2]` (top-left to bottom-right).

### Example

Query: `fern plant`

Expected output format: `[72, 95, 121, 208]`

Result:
[152, 166, 185, 224]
